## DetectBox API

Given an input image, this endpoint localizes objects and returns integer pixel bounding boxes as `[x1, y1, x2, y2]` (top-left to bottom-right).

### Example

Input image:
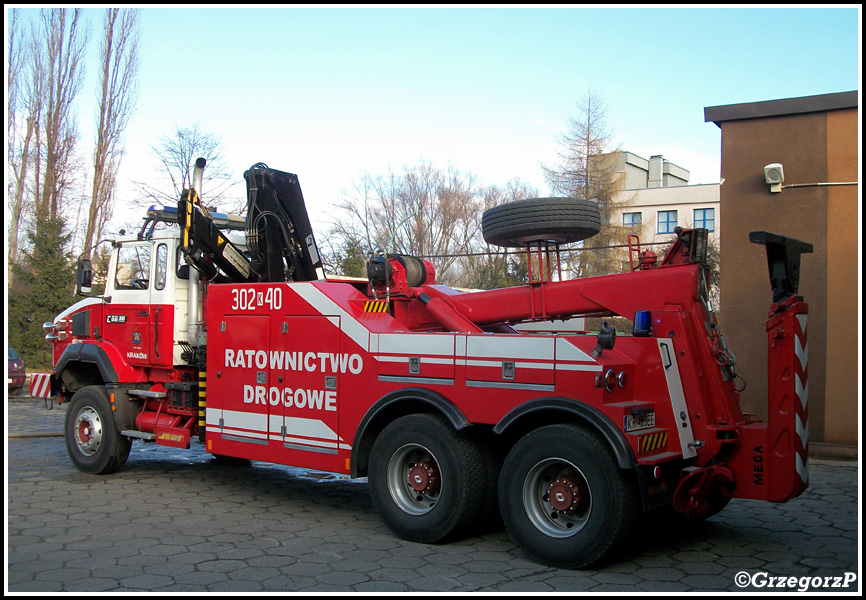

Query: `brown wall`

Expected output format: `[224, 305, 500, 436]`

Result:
[824, 109, 859, 445]
[718, 108, 857, 449]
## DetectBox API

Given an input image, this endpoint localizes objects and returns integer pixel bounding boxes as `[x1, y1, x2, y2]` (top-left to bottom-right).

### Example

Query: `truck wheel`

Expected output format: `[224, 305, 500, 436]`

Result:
[471, 429, 505, 533]
[499, 424, 638, 569]
[65, 386, 131, 475]
[368, 413, 485, 543]
[482, 197, 602, 248]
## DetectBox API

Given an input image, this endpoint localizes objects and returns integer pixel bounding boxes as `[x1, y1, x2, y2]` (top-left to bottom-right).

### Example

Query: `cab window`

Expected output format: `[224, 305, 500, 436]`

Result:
[176, 246, 190, 280]
[115, 244, 152, 290]
[155, 243, 168, 290]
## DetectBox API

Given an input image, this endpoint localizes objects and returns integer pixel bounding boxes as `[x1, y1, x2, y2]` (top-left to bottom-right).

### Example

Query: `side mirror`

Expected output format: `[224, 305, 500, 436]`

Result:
[76, 258, 93, 295]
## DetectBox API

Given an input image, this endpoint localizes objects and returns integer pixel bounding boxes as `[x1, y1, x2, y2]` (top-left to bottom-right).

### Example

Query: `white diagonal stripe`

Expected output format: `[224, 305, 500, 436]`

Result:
[290, 282, 369, 352]
[796, 452, 809, 484]
[466, 335, 554, 361]
[30, 373, 50, 398]
[795, 413, 809, 449]
[268, 414, 345, 443]
[795, 373, 808, 411]
[379, 332, 455, 356]
[796, 314, 808, 336]
[555, 337, 595, 363]
[223, 408, 268, 432]
[795, 335, 808, 372]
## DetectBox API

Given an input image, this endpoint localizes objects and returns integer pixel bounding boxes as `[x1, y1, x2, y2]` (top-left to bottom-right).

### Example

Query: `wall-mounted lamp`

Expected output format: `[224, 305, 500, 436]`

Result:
[764, 163, 784, 193]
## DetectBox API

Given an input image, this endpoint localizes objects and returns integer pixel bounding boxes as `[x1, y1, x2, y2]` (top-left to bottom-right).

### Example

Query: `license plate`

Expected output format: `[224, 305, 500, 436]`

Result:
[624, 412, 655, 432]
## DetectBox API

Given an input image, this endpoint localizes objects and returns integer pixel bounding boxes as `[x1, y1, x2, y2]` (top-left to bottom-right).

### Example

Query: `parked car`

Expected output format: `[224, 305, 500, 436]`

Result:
[8, 347, 26, 395]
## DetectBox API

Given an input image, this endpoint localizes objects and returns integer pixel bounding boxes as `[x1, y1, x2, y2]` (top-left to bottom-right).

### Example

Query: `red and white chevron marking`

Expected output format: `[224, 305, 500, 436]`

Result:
[29, 373, 52, 398]
[793, 314, 809, 485]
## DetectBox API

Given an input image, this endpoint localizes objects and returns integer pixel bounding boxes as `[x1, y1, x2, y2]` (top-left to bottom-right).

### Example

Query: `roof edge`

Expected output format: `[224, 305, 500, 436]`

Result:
[704, 90, 858, 125]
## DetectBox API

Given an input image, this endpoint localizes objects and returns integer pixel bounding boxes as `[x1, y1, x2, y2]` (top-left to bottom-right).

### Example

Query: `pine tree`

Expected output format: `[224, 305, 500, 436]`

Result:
[9, 217, 75, 367]
[543, 89, 627, 277]
[339, 238, 368, 278]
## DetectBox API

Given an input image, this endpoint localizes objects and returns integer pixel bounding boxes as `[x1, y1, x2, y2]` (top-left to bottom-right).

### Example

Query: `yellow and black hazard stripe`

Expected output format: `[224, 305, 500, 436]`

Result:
[364, 300, 389, 313]
[639, 431, 668, 453]
[198, 368, 207, 443]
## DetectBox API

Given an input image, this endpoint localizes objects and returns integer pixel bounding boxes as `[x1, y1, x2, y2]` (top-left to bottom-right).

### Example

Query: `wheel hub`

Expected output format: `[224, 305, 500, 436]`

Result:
[523, 458, 592, 538]
[387, 443, 442, 516]
[547, 477, 582, 513]
[408, 461, 440, 494]
[73, 407, 103, 456]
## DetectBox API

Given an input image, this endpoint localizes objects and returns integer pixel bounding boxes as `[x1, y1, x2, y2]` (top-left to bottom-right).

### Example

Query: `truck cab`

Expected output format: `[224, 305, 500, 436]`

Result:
[101, 229, 187, 368]
[53, 234, 204, 367]
[49, 203, 249, 370]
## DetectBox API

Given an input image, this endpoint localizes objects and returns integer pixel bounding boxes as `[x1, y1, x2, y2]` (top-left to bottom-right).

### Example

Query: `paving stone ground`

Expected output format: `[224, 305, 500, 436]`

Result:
[6, 396, 860, 592]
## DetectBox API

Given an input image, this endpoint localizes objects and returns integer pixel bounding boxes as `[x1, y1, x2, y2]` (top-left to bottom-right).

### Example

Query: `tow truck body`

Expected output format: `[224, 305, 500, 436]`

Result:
[39, 161, 812, 568]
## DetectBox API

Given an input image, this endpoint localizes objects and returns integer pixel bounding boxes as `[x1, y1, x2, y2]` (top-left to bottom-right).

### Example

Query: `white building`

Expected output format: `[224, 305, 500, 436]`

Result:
[605, 151, 720, 253]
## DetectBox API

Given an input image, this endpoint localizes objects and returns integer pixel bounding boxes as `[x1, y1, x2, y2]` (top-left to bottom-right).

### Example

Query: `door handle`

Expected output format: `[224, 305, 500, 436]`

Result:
[660, 342, 673, 369]
[154, 305, 160, 360]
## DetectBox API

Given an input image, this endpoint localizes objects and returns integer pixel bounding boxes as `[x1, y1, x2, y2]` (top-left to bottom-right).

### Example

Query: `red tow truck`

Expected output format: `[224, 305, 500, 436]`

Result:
[38, 160, 812, 568]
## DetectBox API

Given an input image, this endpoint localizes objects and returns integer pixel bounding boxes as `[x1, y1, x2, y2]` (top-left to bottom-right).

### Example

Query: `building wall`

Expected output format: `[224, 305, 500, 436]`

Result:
[604, 151, 715, 272]
[823, 109, 859, 446]
[604, 151, 690, 190]
[716, 107, 857, 449]
[615, 183, 720, 248]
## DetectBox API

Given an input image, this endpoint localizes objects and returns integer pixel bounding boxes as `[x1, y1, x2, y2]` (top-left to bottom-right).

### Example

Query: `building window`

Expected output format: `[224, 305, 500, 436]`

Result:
[658, 210, 678, 234]
[694, 208, 715, 232]
[623, 212, 642, 228]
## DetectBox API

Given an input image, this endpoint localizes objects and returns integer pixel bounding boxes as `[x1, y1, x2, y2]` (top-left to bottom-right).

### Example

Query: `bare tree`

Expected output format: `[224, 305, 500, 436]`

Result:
[133, 123, 242, 212]
[543, 89, 613, 199]
[542, 89, 627, 277]
[82, 8, 140, 259]
[461, 179, 538, 290]
[7, 8, 34, 278]
[7, 8, 24, 162]
[328, 164, 484, 286]
[8, 8, 88, 281]
[35, 8, 89, 223]
[325, 164, 541, 288]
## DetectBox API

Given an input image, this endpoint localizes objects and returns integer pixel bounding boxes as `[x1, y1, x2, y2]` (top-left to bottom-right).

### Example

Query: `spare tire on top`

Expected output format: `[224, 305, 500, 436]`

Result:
[481, 197, 602, 248]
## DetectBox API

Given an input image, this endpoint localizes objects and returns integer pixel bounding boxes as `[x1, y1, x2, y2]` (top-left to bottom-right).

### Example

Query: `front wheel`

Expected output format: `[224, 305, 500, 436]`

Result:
[499, 425, 638, 569]
[368, 414, 485, 543]
[65, 385, 131, 474]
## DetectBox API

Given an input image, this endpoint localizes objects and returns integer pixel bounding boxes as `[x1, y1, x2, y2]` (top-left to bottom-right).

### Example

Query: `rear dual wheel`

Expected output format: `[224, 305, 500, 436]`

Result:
[368, 414, 487, 543]
[499, 425, 638, 569]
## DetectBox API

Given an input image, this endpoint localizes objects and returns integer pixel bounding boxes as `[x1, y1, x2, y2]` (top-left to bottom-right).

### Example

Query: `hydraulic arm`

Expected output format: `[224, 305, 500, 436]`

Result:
[244, 164, 325, 283]
[177, 160, 325, 284]
[178, 158, 253, 284]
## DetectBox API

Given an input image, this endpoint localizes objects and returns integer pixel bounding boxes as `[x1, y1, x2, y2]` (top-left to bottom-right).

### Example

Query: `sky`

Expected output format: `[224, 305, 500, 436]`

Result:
[7, 6, 862, 235]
